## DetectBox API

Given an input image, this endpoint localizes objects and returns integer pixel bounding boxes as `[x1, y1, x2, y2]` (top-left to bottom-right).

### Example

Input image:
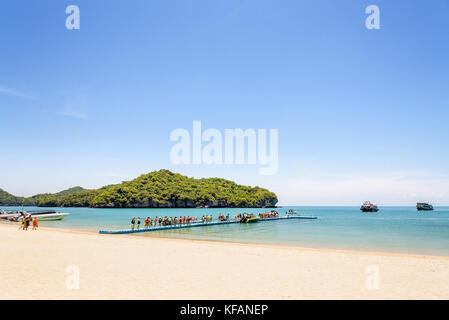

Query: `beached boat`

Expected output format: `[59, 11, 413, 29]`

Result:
[4, 210, 70, 222]
[417, 203, 434, 211]
[0, 210, 16, 220]
[360, 201, 379, 212]
[31, 212, 70, 221]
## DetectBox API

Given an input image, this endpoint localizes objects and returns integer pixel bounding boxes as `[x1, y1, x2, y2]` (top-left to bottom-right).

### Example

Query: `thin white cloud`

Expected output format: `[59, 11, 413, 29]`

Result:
[58, 108, 88, 119]
[0, 85, 33, 99]
[57, 87, 89, 119]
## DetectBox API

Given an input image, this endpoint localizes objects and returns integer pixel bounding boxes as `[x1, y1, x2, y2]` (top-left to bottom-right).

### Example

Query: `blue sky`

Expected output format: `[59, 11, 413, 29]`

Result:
[1, 0, 449, 205]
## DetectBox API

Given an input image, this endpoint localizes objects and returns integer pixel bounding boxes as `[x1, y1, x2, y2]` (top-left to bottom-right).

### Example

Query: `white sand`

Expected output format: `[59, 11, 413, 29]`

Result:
[1, 223, 449, 299]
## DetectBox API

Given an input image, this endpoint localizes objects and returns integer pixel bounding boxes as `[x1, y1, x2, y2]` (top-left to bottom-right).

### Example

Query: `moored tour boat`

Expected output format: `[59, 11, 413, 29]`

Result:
[360, 201, 379, 212]
[239, 213, 260, 223]
[417, 202, 434, 211]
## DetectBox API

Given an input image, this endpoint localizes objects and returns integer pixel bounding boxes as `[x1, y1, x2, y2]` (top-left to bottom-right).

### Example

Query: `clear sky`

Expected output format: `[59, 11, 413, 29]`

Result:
[1, 0, 449, 205]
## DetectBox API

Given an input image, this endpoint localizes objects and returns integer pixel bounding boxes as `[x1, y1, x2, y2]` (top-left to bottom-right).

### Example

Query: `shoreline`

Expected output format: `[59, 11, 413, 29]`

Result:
[2, 221, 449, 260]
[2, 223, 449, 299]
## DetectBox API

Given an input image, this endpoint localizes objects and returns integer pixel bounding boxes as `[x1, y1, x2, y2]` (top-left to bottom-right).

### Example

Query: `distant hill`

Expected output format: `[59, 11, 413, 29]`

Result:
[30, 186, 87, 201]
[0, 188, 28, 206]
[0, 170, 278, 208]
[0, 186, 87, 206]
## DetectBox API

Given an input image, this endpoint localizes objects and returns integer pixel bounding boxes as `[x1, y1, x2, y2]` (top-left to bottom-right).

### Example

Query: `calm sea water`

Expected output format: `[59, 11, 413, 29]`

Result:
[3, 206, 449, 256]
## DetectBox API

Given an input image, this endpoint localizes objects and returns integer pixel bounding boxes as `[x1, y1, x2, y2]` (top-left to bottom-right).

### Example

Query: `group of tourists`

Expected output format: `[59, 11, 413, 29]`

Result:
[18, 215, 38, 231]
[129, 211, 280, 230]
[258, 211, 279, 219]
[201, 215, 213, 223]
[130, 213, 235, 229]
[131, 215, 199, 229]
[218, 214, 230, 221]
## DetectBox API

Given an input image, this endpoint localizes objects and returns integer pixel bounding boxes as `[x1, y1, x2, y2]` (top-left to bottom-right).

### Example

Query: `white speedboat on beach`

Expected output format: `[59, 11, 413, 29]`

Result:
[1, 209, 70, 222]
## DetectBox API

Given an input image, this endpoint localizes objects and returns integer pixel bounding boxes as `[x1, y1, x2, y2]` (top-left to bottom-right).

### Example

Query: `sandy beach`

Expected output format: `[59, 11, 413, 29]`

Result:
[1, 223, 449, 300]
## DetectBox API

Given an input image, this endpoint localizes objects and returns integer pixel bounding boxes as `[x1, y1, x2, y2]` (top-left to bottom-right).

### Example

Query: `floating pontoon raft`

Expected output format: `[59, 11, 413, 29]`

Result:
[99, 215, 317, 235]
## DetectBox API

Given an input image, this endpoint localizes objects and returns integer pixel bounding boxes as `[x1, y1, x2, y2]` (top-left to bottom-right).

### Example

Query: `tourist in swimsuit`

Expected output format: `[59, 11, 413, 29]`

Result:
[131, 217, 136, 230]
[137, 217, 141, 229]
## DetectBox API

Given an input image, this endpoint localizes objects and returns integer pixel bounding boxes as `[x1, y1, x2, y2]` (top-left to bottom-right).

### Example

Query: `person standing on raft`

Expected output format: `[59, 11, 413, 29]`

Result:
[131, 217, 136, 230]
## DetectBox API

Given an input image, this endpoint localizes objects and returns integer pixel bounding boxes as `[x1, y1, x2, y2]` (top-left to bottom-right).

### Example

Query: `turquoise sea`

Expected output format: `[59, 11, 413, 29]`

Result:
[3, 206, 449, 256]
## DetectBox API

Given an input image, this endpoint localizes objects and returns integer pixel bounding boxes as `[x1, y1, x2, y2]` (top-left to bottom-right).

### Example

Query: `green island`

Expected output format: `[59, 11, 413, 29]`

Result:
[0, 169, 278, 208]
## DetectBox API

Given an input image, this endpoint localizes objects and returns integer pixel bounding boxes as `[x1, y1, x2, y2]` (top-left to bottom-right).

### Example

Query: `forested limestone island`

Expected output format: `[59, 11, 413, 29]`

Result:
[0, 170, 278, 208]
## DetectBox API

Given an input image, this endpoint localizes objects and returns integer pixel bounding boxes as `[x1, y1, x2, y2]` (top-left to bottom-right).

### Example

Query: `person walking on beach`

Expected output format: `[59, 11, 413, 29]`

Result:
[131, 217, 136, 230]
[24, 216, 30, 231]
[32, 217, 38, 230]
[19, 216, 26, 230]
